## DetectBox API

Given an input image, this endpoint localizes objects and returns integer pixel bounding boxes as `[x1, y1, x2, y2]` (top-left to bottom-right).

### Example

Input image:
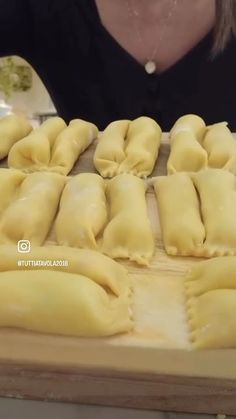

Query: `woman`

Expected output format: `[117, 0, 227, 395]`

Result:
[0, 0, 235, 130]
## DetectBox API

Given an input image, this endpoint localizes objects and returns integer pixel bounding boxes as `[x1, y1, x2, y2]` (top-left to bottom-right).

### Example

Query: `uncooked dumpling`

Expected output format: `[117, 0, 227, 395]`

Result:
[153, 173, 205, 256]
[0, 245, 130, 297]
[187, 289, 236, 349]
[118, 116, 162, 177]
[101, 174, 154, 265]
[192, 169, 236, 256]
[170, 114, 206, 142]
[185, 256, 236, 297]
[55, 173, 107, 249]
[185, 256, 236, 348]
[49, 119, 98, 175]
[8, 130, 51, 172]
[0, 270, 132, 337]
[202, 122, 236, 172]
[167, 114, 207, 174]
[0, 168, 26, 217]
[94, 120, 129, 178]
[0, 114, 32, 159]
[0, 172, 66, 245]
[8, 117, 67, 172]
[36, 117, 67, 147]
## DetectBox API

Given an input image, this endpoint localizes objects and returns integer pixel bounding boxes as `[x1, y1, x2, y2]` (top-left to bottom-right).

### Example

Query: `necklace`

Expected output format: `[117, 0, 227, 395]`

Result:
[126, 0, 178, 74]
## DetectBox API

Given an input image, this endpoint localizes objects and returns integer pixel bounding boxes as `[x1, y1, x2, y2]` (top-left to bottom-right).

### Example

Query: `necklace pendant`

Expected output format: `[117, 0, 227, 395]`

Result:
[145, 60, 156, 74]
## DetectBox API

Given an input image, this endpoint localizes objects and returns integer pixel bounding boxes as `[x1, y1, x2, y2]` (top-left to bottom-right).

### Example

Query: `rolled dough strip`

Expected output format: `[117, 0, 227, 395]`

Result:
[187, 289, 236, 349]
[102, 174, 154, 265]
[0, 244, 130, 297]
[0, 168, 26, 216]
[0, 114, 32, 159]
[49, 119, 98, 175]
[185, 256, 236, 297]
[202, 122, 236, 172]
[8, 117, 67, 172]
[0, 270, 132, 337]
[94, 120, 130, 178]
[118, 116, 162, 177]
[192, 169, 236, 256]
[153, 173, 205, 256]
[170, 114, 206, 142]
[55, 173, 107, 249]
[168, 114, 207, 174]
[0, 172, 66, 245]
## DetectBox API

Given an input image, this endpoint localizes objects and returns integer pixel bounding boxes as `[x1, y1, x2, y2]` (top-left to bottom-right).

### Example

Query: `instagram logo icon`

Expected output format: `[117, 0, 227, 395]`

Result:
[17, 240, 31, 253]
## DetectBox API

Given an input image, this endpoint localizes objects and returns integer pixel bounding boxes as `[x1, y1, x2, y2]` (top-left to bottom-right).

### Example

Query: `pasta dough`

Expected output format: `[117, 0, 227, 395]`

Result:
[168, 114, 207, 174]
[55, 173, 107, 249]
[8, 117, 66, 172]
[202, 122, 236, 172]
[0, 172, 66, 245]
[49, 119, 98, 175]
[0, 114, 32, 159]
[101, 174, 154, 265]
[0, 245, 130, 297]
[35, 117, 67, 147]
[118, 116, 162, 177]
[170, 114, 206, 142]
[153, 173, 205, 256]
[94, 120, 129, 178]
[185, 256, 236, 348]
[0, 169, 26, 216]
[185, 256, 236, 297]
[188, 289, 236, 349]
[0, 270, 132, 337]
[94, 117, 161, 178]
[192, 169, 236, 256]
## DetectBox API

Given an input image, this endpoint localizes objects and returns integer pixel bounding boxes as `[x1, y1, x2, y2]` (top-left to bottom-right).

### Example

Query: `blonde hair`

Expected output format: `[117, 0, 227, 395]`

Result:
[214, 0, 236, 53]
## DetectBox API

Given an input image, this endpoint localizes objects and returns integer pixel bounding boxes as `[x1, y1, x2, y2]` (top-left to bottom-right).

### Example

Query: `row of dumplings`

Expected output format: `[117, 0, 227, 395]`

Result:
[1, 166, 236, 265]
[153, 168, 236, 258]
[168, 114, 236, 174]
[0, 169, 154, 265]
[0, 244, 132, 337]
[0, 114, 162, 177]
[0, 238, 235, 349]
[1, 113, 236, 177]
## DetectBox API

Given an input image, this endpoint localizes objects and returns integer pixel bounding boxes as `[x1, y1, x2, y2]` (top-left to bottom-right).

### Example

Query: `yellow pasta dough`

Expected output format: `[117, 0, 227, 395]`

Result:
[188, 289, 236, 349]
[56, 173, 107, 249]
[185, 256, 236, 297]
[202, 122, 236, 172]
[0, 172, 66, 245]
[101, 174, 154, 265]
[118, 116, 162, 177]
[36, 117, 67, 147]
[0, 169, 26, 216]
[8, 117, 67, 172]
[0, 270, 132, 337]
[49, 119, 98, 175]
[167, 131, 208, 174]
[8, 130, 51, 171]
[170, 114, 206, 142]
[0, 114, 32, 159]
[168, 114, 207, 174]
[94, 120, 129, 178]
[153, 173, 205, 256]
[192, 169, 236, 256]
[185, 257, 236, 348]
[0, 245, 130, 297]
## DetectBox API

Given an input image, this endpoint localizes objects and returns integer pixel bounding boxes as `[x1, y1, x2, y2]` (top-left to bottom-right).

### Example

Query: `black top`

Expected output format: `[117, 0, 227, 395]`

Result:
[0, 0, 236, 130]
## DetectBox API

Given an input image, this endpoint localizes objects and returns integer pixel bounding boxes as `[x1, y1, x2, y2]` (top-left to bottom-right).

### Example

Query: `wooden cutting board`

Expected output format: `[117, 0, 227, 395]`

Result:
[1, 134, 236, 415]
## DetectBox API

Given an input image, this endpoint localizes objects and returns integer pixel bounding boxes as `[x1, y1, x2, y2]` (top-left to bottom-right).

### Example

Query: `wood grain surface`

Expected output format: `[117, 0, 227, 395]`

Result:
[1, 134, 236, 415]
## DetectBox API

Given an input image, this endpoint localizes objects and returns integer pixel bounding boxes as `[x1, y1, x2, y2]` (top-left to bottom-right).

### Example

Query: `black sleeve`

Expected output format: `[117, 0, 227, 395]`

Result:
[0, 0, 33, 58]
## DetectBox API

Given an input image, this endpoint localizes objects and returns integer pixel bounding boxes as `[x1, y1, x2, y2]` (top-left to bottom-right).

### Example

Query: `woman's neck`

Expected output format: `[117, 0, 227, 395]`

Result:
[95, 0, 215, 73]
